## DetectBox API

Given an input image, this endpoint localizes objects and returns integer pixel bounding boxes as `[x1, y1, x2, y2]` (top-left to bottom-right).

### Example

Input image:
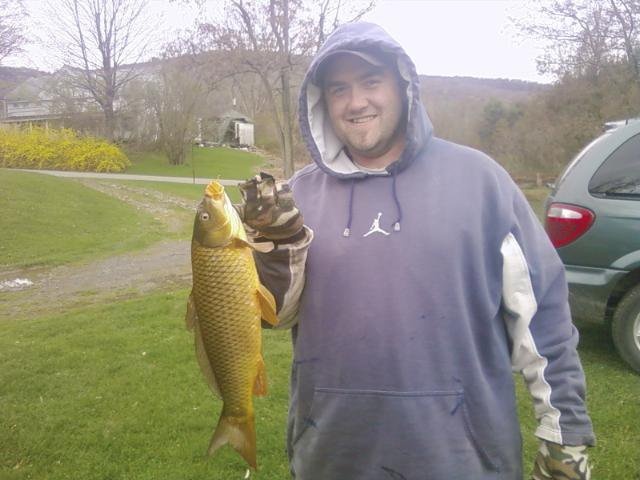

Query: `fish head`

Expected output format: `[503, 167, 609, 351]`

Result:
[193, 181, 246, 247]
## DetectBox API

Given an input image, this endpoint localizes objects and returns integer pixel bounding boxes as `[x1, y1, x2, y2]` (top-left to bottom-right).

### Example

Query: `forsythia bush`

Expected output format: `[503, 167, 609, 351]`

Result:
[0, 126, 130, 172]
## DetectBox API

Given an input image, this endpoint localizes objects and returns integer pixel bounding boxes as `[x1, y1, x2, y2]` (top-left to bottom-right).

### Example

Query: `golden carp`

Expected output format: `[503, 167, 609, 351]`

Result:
[185, 180, 278, 469]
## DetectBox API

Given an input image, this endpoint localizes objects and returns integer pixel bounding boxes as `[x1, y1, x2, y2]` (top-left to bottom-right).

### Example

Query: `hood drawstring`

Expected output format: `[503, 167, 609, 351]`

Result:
[343, 178, 356, 237]
[391, 168, 402, 232]
[342, 171, 403, 237]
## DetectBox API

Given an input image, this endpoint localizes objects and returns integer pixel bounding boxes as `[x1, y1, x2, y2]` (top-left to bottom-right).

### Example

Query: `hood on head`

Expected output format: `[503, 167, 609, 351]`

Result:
[298, 22, 433, 179]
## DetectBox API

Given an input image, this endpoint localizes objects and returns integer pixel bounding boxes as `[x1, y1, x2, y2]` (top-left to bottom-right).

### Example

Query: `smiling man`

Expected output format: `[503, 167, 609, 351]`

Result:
[238, 22, 595, 480]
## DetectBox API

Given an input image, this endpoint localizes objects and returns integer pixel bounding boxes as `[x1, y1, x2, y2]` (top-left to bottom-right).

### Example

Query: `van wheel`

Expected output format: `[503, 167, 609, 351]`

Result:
[612, 284, 640, 374]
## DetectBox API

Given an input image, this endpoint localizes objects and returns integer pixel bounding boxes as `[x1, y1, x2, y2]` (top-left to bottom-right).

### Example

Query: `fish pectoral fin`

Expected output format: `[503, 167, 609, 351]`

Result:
[249, 240, 274, 253]
[232, 237, 275, 253]
[257, 283, 278, 326]
[185, 292, 197, 331]
[208, 414, 257, 470]
[253, 355, 267, 397]
[194, 322, 222, 398]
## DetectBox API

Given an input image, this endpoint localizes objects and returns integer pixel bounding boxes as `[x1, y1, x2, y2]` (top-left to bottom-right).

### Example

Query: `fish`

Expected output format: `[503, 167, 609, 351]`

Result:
[185, 180, 278, 469]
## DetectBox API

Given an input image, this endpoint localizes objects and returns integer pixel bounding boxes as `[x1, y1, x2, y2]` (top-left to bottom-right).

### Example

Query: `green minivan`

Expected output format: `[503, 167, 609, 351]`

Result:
[545, 119, 640, 374]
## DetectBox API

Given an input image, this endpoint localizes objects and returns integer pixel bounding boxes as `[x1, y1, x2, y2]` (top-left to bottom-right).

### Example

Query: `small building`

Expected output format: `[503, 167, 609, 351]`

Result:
[203, 110, 254, 147]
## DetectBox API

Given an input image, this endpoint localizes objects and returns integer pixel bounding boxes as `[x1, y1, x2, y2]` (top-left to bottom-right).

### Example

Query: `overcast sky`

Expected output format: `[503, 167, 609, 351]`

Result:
[6, 0, 551, 84]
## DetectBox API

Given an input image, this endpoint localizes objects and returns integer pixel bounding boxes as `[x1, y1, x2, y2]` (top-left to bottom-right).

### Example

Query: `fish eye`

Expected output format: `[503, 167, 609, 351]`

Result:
[200, 212, 210, 221]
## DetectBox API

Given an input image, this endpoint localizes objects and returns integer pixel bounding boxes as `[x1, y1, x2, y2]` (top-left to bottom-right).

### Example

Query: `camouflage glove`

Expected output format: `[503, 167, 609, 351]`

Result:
[531, 441, 591, 480]
[236, 172, 304, 242]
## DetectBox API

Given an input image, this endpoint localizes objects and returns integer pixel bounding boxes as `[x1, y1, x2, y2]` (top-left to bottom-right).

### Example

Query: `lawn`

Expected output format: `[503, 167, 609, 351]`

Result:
[124, 146, 264, 181]
[521, 186, 551, 220]
[0, 170, 165, 269]
[110, 180, 243, 204]
[0, 291, 292, 480]
[1, 291, 638, 479]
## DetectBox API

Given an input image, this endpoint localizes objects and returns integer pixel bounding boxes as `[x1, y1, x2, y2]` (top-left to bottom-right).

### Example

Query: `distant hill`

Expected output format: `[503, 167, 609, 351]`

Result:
[418, 75, 548, 147]
[421, 75, 547, 103]
[0, 66, 47, 98]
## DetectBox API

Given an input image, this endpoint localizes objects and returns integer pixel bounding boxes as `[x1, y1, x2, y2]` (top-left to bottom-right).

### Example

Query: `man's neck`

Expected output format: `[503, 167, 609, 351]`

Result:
[349, 138, 406, 170]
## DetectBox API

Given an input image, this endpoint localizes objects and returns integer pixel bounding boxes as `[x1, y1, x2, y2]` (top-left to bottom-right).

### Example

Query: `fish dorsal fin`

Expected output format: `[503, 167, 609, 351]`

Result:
[185, 292, 197, 331]
[257, 283, 278, 326]
[186, 293, 222, 398]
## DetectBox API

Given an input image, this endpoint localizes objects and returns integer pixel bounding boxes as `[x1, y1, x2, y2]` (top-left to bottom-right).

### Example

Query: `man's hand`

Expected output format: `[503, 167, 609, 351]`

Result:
[531, 441, 591, 480]
[236, 172, 304, 241]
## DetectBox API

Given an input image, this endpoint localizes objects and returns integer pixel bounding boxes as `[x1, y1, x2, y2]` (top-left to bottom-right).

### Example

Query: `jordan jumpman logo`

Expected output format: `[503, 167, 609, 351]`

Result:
[363, 212, 390, 237]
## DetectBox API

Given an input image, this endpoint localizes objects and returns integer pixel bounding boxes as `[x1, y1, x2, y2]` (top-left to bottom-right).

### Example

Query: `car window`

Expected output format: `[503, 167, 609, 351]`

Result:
[553, 132, 611, 193]
[589, 133, 640, 198]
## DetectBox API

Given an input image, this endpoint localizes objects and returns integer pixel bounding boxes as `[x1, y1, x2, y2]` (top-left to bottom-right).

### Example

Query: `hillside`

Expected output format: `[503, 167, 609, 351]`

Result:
[0, 66, 47, 98]
[418, 75, 547, 147]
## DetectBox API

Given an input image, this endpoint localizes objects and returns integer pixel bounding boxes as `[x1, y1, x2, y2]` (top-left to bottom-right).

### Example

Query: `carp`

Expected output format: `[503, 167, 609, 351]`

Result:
[185, 180, 278, 469]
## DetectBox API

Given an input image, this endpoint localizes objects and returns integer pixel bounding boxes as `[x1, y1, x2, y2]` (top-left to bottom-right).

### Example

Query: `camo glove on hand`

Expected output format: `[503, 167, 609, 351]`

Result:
[531, 441, 591, 480]
[236, 172, 304, 243]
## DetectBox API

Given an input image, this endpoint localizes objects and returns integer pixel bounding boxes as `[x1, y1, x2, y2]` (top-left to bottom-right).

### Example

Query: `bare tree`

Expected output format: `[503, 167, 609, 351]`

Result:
[0, 0, 26, 64]
[193, 0, 374, 178]
[145, 58, 211, 165]
[515, 0, 640, 79]
[44, 0, 157, 140]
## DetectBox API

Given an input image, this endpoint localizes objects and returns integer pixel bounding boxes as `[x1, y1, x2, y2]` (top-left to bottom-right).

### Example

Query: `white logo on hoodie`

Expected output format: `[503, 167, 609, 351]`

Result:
[363, 212, 390, 237]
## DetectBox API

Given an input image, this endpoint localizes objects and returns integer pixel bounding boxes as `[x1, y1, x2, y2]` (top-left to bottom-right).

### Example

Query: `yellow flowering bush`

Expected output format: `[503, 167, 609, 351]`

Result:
[0, 126, 130, 172]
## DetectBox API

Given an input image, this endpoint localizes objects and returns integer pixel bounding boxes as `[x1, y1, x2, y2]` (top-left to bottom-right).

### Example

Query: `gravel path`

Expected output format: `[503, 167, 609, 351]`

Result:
[14, 168, 243, 185]
[0, 179, 198, 320]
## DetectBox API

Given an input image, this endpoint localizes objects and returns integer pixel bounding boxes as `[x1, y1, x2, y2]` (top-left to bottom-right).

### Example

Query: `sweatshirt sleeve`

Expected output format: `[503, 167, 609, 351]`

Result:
[500, 188, 595, 447]
[253, 226, 313, 330]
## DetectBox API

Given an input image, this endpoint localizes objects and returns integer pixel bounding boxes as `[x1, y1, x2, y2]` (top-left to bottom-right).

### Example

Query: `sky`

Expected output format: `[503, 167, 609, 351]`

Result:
[5, 0, 551, 84]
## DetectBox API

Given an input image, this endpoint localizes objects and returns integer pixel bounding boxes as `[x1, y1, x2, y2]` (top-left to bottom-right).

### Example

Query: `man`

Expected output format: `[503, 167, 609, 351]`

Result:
[239, 22, 595, 479]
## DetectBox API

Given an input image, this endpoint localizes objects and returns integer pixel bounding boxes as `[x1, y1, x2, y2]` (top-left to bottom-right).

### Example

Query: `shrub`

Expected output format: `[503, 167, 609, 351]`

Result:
[0, 126, 130, 172]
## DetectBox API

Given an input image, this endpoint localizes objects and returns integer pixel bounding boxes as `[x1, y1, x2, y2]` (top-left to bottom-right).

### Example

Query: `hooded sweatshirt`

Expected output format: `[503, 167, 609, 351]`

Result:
[254, 22, 595, 480]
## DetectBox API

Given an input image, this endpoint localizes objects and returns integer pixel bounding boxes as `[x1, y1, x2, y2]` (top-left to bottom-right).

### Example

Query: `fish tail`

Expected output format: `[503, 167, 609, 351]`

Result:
[208, 414, 257, 469]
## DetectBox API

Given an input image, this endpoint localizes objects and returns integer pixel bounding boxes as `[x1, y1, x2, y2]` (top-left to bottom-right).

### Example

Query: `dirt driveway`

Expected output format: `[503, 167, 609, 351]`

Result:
[0, 179, 198, 320]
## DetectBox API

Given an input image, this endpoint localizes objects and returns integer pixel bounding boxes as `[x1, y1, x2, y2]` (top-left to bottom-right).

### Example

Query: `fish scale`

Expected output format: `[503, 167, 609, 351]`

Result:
[191, 245, 260, 416]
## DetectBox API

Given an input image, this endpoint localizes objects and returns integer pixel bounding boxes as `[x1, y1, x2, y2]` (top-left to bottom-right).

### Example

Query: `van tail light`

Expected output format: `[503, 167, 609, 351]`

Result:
[545, 203, 595, 248]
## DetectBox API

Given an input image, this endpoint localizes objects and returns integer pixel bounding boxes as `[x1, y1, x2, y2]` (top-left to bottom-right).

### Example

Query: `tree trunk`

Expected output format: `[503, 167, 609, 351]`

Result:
[104, 102, 116, 141]
[280, 68, 294, 178]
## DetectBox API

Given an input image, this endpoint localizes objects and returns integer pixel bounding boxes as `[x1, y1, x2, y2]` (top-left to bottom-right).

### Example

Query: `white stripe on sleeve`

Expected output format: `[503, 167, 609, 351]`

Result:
[501, 232, 563, 444]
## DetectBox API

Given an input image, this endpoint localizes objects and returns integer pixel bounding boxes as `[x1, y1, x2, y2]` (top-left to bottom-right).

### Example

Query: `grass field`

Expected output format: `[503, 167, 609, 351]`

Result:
[1, 291, 638, 479]
[0, 170, 165, 269]
[0, 291, 292, 480]
[124, 147, 264, 181]
[111, 180, 243, 204]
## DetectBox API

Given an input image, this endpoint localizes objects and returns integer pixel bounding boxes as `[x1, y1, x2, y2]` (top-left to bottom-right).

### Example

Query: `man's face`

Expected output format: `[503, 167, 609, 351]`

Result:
[322, 53, 405, 162]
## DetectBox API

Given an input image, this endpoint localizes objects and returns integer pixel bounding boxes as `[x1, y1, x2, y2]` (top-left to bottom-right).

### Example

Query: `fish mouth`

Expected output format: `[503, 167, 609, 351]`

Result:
[205, 181, 224, 200]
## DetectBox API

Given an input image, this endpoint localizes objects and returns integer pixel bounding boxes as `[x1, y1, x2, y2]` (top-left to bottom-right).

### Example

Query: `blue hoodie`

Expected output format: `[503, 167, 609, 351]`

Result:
[254, 21, 595, 480]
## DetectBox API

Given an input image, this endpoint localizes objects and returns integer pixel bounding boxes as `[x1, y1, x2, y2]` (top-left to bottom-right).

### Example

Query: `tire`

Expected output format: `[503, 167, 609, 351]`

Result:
[611, 284, 640, 374]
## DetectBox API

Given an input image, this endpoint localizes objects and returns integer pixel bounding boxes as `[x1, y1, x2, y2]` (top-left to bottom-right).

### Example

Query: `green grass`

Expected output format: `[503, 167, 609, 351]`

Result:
[111, 180, 243, 204]
[125, 147, 264, 181]
[521, 186, 551, 220]
[0, 291, 292, 479]
[1, 291, 638, 479]
[515, 319, 640, 478]
[0, 170, 165, 269]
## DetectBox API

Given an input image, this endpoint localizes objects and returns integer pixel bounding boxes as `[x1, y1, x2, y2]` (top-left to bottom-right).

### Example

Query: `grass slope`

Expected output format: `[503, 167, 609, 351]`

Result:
[0, 170, 165, 269]
[125, 147, 264, 181]
[1, 291, 638, 479]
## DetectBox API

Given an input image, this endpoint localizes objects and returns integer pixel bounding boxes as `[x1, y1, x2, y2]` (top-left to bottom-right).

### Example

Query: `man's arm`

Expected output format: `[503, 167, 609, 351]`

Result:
[500, 189, 594, 479]
[237, 173, 313, 329]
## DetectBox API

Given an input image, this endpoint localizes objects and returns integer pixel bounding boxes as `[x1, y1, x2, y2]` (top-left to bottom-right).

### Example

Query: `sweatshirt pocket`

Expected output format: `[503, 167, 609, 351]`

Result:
[291, 388, 499, 480]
